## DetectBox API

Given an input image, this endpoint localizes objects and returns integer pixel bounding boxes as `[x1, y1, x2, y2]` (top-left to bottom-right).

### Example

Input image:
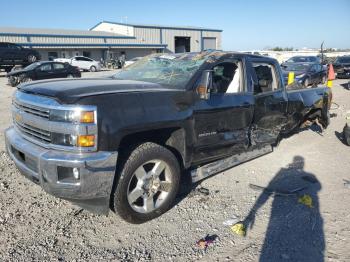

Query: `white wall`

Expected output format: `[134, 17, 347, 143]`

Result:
[92, 22, 134, 36]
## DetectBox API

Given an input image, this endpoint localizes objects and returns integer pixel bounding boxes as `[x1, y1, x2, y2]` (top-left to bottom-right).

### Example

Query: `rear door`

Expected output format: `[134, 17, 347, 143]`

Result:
[52, 63, 68, 78]
[248, 58, 288, 145]
[36, 63, 54, 79]
[192, 58, 255, 164]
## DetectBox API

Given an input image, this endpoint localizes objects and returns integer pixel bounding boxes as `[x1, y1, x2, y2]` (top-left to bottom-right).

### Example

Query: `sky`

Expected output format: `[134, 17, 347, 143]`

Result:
[0, 0, 349, 51]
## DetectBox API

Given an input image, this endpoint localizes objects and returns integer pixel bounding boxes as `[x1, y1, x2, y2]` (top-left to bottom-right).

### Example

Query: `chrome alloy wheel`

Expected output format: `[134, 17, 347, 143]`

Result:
[127, 159, 172, 213]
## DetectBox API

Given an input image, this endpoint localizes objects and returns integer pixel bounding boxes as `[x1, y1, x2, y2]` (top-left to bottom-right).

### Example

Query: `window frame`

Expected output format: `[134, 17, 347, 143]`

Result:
[52, 63, 65, 70]
[249, 59, 283, 96]
[204, 58, 247, 95]
[39, 63, 53, 72]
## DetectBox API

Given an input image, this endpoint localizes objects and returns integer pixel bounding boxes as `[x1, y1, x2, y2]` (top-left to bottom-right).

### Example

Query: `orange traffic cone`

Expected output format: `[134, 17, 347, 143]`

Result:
[327, 64, 335, 88]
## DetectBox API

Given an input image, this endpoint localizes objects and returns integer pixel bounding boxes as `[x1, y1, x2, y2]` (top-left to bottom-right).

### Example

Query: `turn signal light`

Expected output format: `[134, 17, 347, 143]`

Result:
[77, 135, 95, 147]
[80, 111, 95, 123]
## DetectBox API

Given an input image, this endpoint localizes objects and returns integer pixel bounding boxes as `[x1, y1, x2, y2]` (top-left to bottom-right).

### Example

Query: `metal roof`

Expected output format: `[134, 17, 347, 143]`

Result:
[90, 21, 223, 32]
[0, 27, 134, 39]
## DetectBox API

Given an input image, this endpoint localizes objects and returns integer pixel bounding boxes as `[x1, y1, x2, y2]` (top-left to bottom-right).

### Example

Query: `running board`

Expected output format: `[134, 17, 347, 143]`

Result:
[191, 145, 273, 183]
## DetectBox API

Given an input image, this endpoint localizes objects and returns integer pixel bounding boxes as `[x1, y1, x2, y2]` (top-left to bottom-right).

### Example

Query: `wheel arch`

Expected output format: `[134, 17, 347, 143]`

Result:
[117, 127, 187, 170]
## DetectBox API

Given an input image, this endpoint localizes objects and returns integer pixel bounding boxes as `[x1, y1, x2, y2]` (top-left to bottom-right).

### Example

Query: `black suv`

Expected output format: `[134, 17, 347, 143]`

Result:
[333, 56, 350, 79]
[0, 42, 40, 65]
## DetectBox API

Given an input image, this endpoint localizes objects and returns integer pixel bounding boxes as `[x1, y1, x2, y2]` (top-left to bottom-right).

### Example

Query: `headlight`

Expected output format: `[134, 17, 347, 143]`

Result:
[50, 108, 95, 123]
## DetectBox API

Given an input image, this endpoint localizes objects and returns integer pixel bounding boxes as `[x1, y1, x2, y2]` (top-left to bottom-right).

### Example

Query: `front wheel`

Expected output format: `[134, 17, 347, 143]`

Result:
[67, 74, 74, 78]
[304, 77, 310, 88]
[112, 142, 180, 223]
[90, 66, 97, 72]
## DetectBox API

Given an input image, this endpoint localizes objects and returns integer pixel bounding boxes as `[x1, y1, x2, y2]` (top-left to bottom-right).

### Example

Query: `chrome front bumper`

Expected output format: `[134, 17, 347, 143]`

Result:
[5, 127, 118, 214]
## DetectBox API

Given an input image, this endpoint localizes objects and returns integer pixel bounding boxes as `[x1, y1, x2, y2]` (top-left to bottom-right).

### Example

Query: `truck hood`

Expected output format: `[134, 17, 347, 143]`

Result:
[18, 78, 178, 104]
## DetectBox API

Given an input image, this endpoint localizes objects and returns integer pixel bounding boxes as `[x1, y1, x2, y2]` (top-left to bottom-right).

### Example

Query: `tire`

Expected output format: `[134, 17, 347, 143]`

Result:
[321, 76, 327, 84]
[304, 77, 309, 88]
[90, 66, 97, 72]
[67, 74, 74, 78]
[8, 76, 18, 87]
[27, 54, 37, 63]
[113, 142, 180, 224]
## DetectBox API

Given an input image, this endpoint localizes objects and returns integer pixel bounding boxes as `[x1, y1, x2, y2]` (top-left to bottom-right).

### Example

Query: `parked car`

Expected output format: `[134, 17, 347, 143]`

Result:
[6, 61, 81, 86]
[0, 42, 41, 72]
[282, 56, 321, 65]
[5, 51, 332, 223]
[282, 63, 327, 87]
[333, 56, 350, 79]
[55, 56, 101, 72]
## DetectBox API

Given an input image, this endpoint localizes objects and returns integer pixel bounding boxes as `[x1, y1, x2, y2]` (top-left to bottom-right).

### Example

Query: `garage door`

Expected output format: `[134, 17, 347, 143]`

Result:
[203, 37, 217, 50]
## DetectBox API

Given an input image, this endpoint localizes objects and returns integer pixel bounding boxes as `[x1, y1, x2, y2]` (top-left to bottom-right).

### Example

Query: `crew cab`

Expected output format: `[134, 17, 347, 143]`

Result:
[5, 51, 331, 223]
[0, 42, 41, 72]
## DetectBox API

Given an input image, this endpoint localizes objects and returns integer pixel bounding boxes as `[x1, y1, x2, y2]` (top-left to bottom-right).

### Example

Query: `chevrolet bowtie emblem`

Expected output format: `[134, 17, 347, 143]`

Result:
[15, 112, 22, 122]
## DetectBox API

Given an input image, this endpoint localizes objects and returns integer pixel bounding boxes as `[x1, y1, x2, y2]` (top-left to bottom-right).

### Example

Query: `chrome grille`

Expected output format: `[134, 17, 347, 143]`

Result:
[14, 121, 51, 143]
[13, 100, 49, 119]
[12, 91, 98, 152]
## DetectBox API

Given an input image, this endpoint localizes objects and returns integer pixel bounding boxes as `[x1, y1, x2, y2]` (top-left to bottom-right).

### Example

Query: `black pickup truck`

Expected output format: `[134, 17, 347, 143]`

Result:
[0, 42, 41, 72]
[5, 51, 331, 223]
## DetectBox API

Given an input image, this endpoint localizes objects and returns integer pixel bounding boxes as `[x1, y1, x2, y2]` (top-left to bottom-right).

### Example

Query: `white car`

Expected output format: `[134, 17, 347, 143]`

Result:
[54, 56, 101, 72]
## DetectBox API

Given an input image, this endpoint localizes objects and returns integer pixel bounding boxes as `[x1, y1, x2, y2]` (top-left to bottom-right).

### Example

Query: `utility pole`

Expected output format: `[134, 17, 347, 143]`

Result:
[321, 41, 324, 63]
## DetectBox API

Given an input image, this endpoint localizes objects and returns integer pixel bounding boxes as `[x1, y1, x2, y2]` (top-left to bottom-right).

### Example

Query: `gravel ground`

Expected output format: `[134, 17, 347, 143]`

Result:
[0, 71, 349, 261]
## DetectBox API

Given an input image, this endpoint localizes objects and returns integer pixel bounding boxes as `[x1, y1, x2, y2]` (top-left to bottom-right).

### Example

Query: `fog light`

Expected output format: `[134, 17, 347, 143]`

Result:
[73, 167, 80, 179]
[77, 135, 95, 147]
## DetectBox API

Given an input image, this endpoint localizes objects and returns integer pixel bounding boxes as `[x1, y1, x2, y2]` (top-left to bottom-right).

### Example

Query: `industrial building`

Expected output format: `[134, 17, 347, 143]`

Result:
[0, 21, 222, 61]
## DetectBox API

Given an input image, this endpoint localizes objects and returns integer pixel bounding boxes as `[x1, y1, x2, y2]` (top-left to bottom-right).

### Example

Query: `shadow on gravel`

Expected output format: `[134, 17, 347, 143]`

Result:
[340, 82, 350, 90]
[335, 131, 348, 146]
[243, 156, 324, 262]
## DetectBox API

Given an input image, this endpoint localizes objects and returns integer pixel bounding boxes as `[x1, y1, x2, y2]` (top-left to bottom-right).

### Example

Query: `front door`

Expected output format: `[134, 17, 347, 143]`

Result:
[192, 60, 254, 164]
[249, 59, 288, 145]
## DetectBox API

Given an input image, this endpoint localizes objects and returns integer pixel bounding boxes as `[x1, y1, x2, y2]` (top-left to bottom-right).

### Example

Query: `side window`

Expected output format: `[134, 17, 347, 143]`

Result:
[75, 57, 82, 61]
[53, 63, 65, 70]
[252, 62, 279, 94]
[40, 64, 52, 71]
[211, 61, 243, 94]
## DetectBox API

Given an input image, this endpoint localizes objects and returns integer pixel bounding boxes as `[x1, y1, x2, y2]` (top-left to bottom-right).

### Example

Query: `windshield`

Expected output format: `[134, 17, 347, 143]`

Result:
[25, 62, 41, 70]
[112, 53, 209, 88]
[284, 64, 310, 71]
[336, 57, 350, 63]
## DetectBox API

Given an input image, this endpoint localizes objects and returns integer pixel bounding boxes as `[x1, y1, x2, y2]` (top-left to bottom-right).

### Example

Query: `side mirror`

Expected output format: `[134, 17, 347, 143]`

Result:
[196, 70, 212, 100]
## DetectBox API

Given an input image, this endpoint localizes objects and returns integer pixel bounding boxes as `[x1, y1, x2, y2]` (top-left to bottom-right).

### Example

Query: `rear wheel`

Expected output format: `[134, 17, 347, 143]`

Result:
[27, 54, 37, 63]
[112, 142, 180, 224]
[321, 76, 327, 84]
[90, 66, 97, 72]
[67, 74, 74, 78]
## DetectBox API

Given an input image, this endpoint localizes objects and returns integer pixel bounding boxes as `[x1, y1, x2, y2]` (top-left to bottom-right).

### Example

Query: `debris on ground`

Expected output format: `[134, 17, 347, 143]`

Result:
[344, 179, 350, 189]
[298, 194, 313, 208]
[223, 214, 240, 226]
[196, 234, 218, 250]
[231, 223, 246, 236]
[249, 183, 307, 196]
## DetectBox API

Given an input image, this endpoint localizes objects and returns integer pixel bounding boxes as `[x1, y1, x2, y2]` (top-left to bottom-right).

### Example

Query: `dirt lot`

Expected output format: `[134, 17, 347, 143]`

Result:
[0, 72, 349, 261]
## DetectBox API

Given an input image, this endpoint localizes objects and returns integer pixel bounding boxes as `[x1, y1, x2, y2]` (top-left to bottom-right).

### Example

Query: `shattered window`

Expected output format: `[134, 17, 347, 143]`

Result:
[112, 53, 209, 88]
